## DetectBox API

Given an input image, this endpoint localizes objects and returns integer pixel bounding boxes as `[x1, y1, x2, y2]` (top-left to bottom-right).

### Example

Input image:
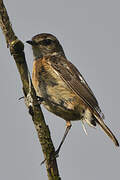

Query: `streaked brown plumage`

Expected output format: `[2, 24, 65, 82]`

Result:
[27, 33, 119, 155]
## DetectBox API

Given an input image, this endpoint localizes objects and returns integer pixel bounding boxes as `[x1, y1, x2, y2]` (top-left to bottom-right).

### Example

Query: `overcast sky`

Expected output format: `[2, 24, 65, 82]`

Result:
[0, 0, 120, 180]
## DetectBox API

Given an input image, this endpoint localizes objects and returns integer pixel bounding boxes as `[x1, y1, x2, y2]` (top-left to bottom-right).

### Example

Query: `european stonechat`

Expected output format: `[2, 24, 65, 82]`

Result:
[26, 33, 119, 156]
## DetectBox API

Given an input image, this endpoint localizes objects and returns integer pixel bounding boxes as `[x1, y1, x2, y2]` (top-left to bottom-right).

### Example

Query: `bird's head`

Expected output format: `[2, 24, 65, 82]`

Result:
[26, 33, 65, 59]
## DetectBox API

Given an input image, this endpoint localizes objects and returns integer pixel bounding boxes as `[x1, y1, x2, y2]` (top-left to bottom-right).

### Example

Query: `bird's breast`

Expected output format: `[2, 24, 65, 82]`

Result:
[32, 58, 86, 120]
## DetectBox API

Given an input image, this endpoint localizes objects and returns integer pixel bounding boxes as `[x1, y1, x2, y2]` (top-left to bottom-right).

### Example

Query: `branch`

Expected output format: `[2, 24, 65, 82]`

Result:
[0, 0, 61, 179]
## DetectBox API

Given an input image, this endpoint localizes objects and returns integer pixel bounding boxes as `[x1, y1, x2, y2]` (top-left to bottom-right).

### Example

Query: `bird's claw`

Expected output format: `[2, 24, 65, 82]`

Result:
[18, 96, 24, 100]
[40, 158, 46, 165]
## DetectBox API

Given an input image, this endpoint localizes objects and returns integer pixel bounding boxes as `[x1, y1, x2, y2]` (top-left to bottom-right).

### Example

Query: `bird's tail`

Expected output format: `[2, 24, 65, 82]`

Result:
[94, 114, 119, 147]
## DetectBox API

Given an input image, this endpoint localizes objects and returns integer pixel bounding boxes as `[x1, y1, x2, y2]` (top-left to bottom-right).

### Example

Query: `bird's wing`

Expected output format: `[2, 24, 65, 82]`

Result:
[49, 55, 104, 119]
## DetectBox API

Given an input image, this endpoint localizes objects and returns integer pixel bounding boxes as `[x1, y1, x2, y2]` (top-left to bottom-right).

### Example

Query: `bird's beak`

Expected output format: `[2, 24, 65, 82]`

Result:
[26, 40, 33, 45]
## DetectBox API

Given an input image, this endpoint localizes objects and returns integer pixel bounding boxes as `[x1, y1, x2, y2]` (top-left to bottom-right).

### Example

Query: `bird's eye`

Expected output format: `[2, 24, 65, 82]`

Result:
[40, 39, 52, 46]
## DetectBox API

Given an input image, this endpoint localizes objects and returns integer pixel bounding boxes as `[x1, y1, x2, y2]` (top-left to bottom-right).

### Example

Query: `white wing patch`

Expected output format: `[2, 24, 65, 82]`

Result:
[78, 74, 86, 84]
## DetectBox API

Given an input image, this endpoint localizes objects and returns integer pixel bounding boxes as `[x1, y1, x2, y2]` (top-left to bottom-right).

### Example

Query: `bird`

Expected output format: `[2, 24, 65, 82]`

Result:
[26, 33, 119, 157]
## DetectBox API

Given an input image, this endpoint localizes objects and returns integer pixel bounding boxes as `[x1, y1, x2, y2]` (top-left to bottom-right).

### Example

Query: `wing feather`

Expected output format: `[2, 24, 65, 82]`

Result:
[49, 55, 104, 118]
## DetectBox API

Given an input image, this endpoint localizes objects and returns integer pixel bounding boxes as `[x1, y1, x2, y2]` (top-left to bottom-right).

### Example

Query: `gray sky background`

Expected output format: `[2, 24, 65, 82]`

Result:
[0, 0, 120, 179]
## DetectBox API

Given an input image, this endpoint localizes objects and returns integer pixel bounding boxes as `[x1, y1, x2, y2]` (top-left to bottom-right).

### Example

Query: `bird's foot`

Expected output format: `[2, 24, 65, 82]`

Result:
[40, 150, 59, 165]
[36, 96, 44, 104]
[19, 95, 44, 104]
[53, 149, 59, 159]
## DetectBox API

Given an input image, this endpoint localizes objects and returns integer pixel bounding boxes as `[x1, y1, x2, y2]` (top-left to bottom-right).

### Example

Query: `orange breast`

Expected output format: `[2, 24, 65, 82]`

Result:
[32, 58, 41, 91]
[32, 57, 86, 121]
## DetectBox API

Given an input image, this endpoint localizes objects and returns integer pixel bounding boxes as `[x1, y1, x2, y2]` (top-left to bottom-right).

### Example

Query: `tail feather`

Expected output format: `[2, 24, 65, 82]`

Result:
[94, 114, 119, 147]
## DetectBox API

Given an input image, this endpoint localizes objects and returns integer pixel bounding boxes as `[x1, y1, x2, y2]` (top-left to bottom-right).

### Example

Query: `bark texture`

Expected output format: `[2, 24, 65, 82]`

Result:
[0, 0, 61, 179]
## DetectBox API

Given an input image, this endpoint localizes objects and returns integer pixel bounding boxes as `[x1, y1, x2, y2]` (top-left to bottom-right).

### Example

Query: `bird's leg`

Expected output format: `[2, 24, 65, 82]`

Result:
[41, 121, 72, 165]
[54, 121, 72, 157]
